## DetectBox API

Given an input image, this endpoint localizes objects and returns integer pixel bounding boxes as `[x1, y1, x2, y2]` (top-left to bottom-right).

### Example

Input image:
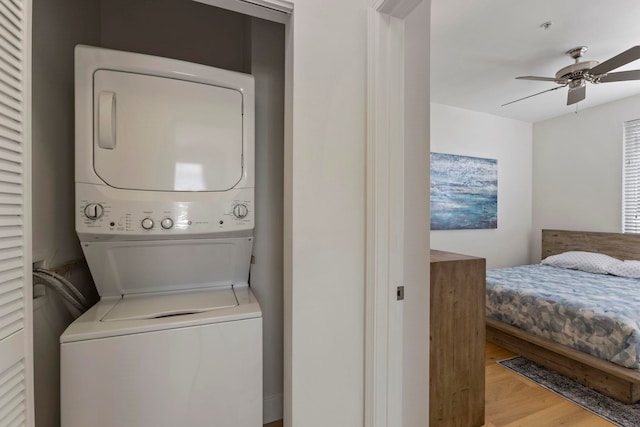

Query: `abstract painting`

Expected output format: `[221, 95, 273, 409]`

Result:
[430, 152, 497, 230]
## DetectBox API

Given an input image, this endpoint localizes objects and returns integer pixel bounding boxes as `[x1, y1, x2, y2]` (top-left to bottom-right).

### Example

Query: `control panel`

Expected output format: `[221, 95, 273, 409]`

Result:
[76, 183, 254, 240]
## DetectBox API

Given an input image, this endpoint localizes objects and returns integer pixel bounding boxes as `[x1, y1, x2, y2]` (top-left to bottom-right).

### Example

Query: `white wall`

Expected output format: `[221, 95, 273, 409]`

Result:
[532, 94, 640, 261]
[283, 1, 366, 425]
[430, 103, 533, 268]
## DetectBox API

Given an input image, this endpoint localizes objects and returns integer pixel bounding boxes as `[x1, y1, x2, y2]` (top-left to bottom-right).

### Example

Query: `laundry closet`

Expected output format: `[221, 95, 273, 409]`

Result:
[32, 0, 284, 425]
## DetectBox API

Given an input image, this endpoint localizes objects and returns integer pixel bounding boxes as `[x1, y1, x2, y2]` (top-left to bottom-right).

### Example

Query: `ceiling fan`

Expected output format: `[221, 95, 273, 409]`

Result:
[503, 45, 640, 106]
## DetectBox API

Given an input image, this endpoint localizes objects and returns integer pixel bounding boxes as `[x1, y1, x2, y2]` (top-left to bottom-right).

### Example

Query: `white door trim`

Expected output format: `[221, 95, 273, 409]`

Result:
[365, 0, 424, 426]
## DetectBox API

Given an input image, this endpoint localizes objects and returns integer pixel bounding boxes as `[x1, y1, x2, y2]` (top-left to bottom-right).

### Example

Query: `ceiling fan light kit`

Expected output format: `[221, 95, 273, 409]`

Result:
[504, 45, 640, 107]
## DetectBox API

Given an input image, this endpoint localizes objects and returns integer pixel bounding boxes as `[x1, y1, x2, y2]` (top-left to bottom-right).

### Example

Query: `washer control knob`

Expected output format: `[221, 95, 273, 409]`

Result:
[161, 218, 174, 229]
[141, 218, 154, 230]
[84, 203, 104, 220]
[233, 203, 249, 219]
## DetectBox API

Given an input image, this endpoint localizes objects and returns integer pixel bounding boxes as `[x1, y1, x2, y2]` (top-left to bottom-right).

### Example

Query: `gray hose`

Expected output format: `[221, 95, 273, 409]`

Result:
[33, 267, 89, 308]
[32, 271, 87, 313]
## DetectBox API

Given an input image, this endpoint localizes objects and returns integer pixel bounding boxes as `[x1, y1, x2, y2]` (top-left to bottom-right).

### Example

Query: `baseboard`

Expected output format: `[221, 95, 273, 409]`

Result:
[263, 392, 283, 424]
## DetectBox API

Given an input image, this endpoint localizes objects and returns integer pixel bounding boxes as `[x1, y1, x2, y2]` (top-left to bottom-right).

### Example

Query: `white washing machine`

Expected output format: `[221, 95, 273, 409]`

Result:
[60, 46, 261, 427]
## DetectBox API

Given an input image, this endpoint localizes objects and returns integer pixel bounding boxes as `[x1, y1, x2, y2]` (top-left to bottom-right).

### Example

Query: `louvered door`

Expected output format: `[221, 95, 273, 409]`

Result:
[0, 0, 33, 426]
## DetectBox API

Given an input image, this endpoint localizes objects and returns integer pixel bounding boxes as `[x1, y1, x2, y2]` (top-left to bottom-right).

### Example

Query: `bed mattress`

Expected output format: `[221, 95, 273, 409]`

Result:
[487, 264, 640, 369]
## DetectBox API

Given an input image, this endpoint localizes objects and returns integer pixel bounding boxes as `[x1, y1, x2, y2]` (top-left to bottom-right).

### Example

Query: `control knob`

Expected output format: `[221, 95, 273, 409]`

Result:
[161, 218, 174, 229]
[141, 217, 154, 230]
[84, 203, 104, 220]
[232, 203, 249, 219]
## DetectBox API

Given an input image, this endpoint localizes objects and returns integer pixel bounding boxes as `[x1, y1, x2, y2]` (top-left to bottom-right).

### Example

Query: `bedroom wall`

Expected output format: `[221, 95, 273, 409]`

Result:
[430, 103, 533, 269]
[532, 94, 640, 262]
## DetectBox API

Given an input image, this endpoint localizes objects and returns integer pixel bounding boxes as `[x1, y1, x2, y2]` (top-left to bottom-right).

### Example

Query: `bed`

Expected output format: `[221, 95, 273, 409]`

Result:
[486, 229, 640, 404]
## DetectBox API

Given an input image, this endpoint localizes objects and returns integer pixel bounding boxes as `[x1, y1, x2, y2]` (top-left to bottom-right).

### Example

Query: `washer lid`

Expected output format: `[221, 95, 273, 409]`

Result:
[101, 287, 238, 322]
[82, 237, 253, 297]
[59, 285, 260, 343]
[92, 70, 244, 192]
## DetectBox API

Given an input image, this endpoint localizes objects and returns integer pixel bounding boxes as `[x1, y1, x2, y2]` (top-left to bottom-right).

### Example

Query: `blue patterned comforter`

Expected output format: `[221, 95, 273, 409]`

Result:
[486, 264, 640, 369]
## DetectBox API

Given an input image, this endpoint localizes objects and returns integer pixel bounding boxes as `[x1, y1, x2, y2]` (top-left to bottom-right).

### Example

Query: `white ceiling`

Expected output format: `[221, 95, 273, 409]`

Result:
[431, 0, 640, 123]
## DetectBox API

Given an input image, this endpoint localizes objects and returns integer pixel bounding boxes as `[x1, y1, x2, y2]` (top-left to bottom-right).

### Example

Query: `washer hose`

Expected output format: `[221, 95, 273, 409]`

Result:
[32, 268, 90, 315]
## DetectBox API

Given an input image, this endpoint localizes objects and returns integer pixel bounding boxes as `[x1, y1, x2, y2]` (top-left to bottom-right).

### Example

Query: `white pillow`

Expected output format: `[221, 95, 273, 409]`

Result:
[541, 251, 621, 275]
[607, 260, 640, 279]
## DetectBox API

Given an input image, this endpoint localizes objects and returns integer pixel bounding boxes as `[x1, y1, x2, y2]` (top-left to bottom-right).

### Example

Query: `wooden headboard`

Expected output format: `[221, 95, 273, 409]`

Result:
[542, 229, 640, 261]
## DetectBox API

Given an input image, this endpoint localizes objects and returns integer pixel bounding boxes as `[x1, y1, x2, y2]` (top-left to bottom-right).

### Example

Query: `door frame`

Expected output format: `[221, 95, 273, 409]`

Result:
[365, 1, 427, 425]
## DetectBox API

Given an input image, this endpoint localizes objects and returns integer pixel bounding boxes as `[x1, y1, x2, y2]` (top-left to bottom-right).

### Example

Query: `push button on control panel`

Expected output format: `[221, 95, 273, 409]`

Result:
[141, 217, 154, 230]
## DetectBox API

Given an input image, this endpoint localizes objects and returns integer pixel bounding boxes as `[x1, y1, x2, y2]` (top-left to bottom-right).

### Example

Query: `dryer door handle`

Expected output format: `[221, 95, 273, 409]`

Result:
[98, 91, 116, 150]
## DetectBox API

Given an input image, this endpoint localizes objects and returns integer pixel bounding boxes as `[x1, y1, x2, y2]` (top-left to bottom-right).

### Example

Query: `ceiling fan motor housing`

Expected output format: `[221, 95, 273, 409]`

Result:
[555, 60, 599, 81]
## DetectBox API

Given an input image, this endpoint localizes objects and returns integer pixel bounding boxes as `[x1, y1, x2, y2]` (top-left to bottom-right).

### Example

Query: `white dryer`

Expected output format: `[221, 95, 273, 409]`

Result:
[61, 46, 261, 427]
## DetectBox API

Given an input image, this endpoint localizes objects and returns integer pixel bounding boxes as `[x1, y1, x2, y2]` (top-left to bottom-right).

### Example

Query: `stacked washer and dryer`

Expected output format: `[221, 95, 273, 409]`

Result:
[60, 46, 262, 427]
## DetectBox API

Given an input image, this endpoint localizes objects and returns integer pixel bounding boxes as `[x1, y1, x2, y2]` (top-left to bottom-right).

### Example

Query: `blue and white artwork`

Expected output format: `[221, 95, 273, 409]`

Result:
[430, 152, 497, 230]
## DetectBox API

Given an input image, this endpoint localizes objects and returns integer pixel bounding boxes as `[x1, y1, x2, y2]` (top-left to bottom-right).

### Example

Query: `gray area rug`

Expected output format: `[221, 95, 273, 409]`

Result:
[498, 356, 640, 427]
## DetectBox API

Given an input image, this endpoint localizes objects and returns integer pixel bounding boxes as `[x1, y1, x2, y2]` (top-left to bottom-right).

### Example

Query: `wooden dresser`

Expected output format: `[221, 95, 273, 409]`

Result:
[430, 250, 486, 427]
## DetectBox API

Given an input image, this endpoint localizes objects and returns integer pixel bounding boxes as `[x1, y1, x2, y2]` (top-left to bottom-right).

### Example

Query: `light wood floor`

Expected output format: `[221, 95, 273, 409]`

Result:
[264, 342, 615, 427]
[484, 341, 614, 427]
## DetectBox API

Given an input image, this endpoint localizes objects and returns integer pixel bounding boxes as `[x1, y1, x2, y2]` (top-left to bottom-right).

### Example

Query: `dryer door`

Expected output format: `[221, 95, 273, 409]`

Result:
[92, 70, 244, 192]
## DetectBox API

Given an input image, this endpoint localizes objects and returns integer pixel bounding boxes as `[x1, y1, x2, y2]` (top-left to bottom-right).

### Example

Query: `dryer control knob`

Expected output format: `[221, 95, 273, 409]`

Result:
[233, 203, 249, 219]
[141, 217, 154, 230]
[84, 203, 104, 220]
[161, 218, 174, 229]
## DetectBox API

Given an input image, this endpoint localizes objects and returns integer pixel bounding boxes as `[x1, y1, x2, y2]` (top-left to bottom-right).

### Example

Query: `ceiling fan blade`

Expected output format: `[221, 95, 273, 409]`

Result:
[516, 76, 568, 84]
[598, 70, 640, 83]
[567, 85, 586, 105]
[590, 46, 640, 75]
[501, 85, 565, 107]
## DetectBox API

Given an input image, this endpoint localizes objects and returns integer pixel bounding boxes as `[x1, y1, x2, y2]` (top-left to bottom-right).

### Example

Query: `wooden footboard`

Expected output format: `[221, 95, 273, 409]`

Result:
[487, 229, 640, 404]
[486, 317, 640, 404]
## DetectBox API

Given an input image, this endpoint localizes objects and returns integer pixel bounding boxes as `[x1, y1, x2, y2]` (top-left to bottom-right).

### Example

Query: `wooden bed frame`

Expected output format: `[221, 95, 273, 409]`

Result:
[486, 229, 640, 404]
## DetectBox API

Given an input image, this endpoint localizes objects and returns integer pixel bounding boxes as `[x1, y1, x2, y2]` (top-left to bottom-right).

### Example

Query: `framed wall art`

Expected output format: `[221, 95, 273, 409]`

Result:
[430, 152, 497, 230]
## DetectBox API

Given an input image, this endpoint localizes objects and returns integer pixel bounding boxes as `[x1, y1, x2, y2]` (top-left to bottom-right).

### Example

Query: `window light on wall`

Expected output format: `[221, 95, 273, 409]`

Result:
[623, 118, 640, 233]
